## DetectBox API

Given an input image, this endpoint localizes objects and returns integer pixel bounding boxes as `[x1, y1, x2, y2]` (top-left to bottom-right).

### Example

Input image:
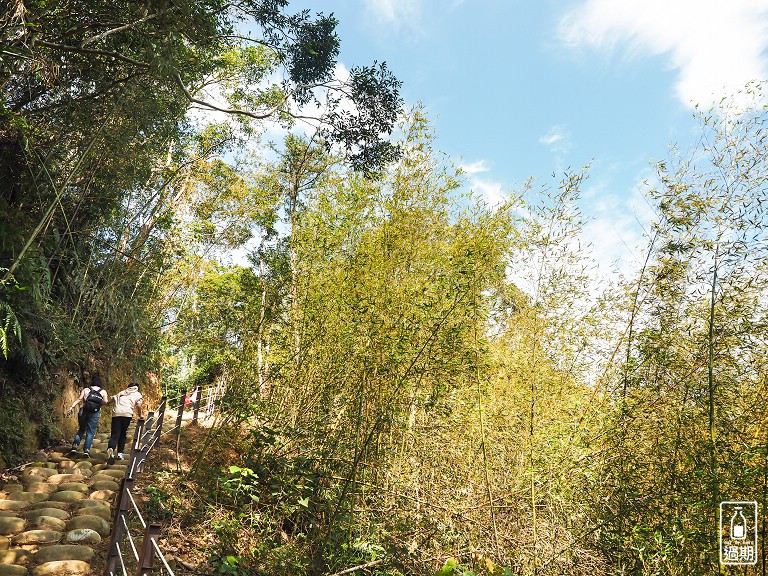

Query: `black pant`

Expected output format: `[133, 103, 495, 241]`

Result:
[108, 416, 133, 454]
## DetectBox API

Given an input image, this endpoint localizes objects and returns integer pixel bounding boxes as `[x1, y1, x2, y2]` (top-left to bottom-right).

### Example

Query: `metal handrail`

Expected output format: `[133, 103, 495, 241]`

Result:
[125, 488, 147, 529]
[151, 538, 176, 574]
[121, 515, 140, 562]
[159, 425, 179, 438]
[105, 384, 219, 576]
[116, 541, 128, 576]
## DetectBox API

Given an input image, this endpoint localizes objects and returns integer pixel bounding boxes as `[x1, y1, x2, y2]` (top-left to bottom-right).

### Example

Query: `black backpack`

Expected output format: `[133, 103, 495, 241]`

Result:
[83, 386, 103, 413]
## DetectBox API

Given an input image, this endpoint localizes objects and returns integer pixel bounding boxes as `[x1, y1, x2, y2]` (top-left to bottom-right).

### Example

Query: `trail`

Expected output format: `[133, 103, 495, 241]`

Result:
[0, 431, 128, 575]
[0, 388, 214, 576]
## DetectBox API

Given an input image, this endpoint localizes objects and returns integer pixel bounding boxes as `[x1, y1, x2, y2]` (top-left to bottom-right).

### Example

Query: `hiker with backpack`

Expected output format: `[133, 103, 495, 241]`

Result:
[107, 382, 144, 465]
[67, 374, 108, 458]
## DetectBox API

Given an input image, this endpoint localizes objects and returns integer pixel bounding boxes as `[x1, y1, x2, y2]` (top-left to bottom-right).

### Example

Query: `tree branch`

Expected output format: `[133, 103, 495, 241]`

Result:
[175, 73, 289, 119]
[35, 40, 150, 68]
[79, 12, 161, 48]
[325, 559, 384, 576]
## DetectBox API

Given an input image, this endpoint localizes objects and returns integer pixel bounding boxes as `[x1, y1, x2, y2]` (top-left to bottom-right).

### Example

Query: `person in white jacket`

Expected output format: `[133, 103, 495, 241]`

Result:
[107, 382, 144, 465]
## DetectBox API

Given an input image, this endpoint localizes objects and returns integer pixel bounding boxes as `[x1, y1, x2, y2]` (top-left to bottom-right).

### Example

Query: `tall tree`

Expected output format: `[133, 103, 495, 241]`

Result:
[0, 0, 402, 463]
[598, 83, 768, 575]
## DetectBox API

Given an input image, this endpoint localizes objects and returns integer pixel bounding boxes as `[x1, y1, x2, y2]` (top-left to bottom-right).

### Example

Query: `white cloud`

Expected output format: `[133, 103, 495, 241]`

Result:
[580, 175, 657, 278]
[458, 159, 506, 207]
[539, 125, 571, 150]
[538, 125, 573, 169]
[473, 178, 506, 208]
[560, 0, 768, 109]
[364, 0, 422, 30]
[460, 159, 490, 175]
[539, 133, 563, 146]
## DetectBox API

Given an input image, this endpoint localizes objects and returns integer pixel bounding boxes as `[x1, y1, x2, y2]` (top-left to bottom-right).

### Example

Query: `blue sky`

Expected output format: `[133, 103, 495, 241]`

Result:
[279, 1, 768, 274]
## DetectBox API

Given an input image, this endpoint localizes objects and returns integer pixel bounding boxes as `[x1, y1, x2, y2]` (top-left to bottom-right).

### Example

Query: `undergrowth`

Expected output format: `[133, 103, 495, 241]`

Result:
[142, 420, 417, 576]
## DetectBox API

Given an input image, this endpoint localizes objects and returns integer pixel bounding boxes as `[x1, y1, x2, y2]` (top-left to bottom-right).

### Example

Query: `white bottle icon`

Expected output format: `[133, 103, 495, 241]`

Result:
[731, 506, 747, 540]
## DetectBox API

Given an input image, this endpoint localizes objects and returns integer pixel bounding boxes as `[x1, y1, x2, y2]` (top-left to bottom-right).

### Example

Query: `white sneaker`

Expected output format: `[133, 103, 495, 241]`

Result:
[117, 453, 124, 460]
[107, 448, 115, 465]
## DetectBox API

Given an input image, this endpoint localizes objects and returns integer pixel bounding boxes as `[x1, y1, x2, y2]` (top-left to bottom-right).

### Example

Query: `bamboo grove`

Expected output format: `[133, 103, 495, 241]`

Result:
[3, 1, 768, 573]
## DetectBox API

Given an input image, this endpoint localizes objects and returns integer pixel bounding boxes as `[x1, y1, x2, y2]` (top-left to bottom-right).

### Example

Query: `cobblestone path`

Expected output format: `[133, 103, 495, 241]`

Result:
[0, 431, 128, 576]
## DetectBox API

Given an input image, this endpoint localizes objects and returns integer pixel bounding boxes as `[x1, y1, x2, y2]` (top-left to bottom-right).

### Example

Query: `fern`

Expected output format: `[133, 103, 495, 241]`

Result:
[0, 268, 24, 359]
[0, 299, 22, 359]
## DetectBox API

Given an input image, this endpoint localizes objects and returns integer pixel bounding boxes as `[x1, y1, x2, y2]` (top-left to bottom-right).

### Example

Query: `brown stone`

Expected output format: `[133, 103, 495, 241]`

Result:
[17, 477, 43, 487]
[96, 469, 125, 479]
[0, 516, 25, 535]
[11, 493, 48, 503]
[30, 451, 47, 462]
[87, 490, 114, 501]
[0, 501, 30, 511]
[73, 506, 110, 521]
[28, 501, 68, 511]
[65, 515, 110, 536]
[23, 484, 56, 495]
[0, 549, 32, 564]
[31, 561, 89, 576]
[21, 468, 56, 479]
[27, 516, 66, 532]
[63, 529, 101, 545]
[0, 564, 27, 576]
[71, 500, 110, 511]
[89, 474, 117, 484]
[46, 473, 89, 485]
[33, 545, 94, 564]
[23, 508, 70, 521]
[91, 480, 120, 492]
[55, 483, 89, 494]
[48, 491, 85, 503]
[10, 530, 62, 544]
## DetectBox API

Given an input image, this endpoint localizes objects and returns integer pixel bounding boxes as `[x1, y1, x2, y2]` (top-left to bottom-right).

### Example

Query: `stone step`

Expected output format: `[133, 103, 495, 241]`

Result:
[0, 407, 189, 576]
[32, 559, 90, 576]
[63, 529, 101, 545]
[11, 530, 63, 545]
[33, 545, 94, 564]
[0, 563, 27, 576]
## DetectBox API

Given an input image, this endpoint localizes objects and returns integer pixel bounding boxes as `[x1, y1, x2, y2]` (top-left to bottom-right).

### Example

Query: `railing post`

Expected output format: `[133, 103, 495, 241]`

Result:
[127, 418, 145, 479]
[192, 385, 201, 425]
[136, 523, 162, 576]
[152, 397, 167, 446]
[175, 391, 186, 438]
[136, 412, 155, 474]
[174, 392, 186, 474]
[105, 477, 134, 576]
[130, 418, 145, 458]
[106, 392, 211, 576]
[206, 384, 216, 420]
[141, 412, 155, 448]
